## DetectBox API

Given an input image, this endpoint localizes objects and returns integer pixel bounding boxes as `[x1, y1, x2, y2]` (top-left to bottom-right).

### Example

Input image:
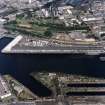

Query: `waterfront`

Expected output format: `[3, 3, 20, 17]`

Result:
[1, 37, 105, 96]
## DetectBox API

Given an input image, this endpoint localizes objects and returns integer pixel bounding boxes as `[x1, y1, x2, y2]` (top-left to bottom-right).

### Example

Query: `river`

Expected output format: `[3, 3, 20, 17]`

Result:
[1, 37, 105, 96]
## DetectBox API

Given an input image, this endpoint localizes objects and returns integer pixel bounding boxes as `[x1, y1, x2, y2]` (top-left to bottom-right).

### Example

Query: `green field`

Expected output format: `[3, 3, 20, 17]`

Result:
[4, 14, 90, 38]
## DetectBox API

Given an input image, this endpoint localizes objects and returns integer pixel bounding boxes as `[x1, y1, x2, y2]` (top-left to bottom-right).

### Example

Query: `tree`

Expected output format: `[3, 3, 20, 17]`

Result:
[44, 30, 53, 37]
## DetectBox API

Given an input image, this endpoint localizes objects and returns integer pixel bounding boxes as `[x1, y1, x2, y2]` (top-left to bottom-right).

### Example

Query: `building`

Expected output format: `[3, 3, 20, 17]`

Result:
[0, 75, 12, 100]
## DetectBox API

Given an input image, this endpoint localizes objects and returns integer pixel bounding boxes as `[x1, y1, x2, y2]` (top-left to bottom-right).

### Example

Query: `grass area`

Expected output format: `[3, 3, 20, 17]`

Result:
[4, 15, 90, 38]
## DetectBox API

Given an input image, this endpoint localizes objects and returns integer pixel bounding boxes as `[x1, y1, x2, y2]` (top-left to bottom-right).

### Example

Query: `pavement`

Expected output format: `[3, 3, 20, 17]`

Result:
[2, 35, 105, 55]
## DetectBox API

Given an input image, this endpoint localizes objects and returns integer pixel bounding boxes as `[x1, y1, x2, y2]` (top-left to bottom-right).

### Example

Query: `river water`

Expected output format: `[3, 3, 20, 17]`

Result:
[1, 37, 105, 96]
